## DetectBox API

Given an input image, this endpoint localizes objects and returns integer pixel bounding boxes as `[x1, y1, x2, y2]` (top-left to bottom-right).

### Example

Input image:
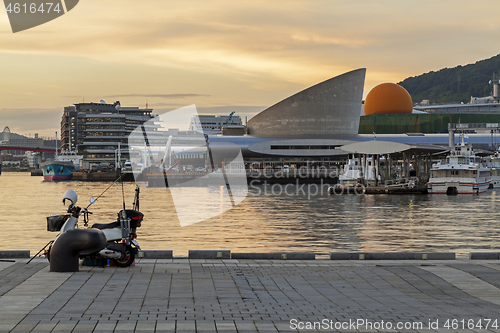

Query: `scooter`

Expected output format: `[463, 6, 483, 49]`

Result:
[44, 185, 144, 267]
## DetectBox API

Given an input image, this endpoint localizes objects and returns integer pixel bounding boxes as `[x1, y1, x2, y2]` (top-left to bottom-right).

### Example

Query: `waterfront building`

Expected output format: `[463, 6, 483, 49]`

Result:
[125, 69, 500, 187]
[122, 69, 500, 177]
[471, 96, 496, 104]
[413, 102, 500, 114]
[209, 69, 500, 165]
[1, 132, 43, 156]
[8, 132, 43, 148]
[0, 131, 57, 159]
[359, 73, 500, 134]
[247, 70, 364, 138]
[60, 101, 156, 167]
[188, 114, 242, 135]
[1, 159, 21, 166]
[25, 151, 40, 168]
[208, 69, 367, 162]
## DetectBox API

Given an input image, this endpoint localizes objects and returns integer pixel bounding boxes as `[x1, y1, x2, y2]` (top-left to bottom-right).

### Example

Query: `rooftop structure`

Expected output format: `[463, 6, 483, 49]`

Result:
[247, 68, 365, 138]
[364, 83, 413, 115]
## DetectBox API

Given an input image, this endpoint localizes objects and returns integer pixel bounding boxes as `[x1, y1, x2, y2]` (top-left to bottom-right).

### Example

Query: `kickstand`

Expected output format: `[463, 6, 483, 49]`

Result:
[26, 240, 53, 264]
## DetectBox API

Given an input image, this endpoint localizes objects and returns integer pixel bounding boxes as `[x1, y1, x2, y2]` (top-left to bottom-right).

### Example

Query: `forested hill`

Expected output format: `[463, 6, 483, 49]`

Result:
[398, 54, 500, 104]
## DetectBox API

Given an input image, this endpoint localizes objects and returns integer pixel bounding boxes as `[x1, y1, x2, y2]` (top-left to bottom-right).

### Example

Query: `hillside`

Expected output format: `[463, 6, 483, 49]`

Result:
[398, 54, 500, 104]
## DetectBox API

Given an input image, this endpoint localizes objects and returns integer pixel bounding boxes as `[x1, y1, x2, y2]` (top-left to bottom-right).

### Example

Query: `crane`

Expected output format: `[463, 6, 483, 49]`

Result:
[224, 111, 235, 125]
[161, 136, 181, 173]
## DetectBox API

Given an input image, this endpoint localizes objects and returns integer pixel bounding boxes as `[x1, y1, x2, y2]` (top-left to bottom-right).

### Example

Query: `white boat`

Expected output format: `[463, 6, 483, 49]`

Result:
[427, 141, 491, 195]
[486, 150, 500, 188]
[338, 154, 377, 186]
[55, 150, 83, 166]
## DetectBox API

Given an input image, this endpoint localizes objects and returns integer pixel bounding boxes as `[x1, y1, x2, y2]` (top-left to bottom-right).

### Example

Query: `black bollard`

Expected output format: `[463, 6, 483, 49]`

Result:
[50, 228, 106, 272]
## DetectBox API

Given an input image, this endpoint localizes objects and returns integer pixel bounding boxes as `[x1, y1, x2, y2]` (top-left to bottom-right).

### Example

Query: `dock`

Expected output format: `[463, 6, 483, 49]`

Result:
[143, 169, 429, 195]
[144, 170, 339, 188]
[364, 186, 428, 194]
[72, 171, 135, 182]
[1, 252, 500, 332]
[30, 169, 43, 176]
[144, 172, 209, 187]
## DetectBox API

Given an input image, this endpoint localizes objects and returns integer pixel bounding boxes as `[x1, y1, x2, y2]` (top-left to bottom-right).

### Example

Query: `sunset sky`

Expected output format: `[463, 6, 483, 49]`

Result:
[1, 0, 500, 137]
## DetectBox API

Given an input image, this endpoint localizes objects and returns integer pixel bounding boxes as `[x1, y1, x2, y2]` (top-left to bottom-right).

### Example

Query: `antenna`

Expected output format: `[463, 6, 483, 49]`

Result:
[55, 131, 58, 158]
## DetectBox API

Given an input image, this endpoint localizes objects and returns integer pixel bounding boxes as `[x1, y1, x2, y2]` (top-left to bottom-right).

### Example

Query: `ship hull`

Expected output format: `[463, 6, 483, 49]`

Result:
[491, 177, 500, 188]
[43, 174, 73, 181]
[41, 161, 77, 181]
[489, 169, 500, 188]
[427, 180, 490, 194]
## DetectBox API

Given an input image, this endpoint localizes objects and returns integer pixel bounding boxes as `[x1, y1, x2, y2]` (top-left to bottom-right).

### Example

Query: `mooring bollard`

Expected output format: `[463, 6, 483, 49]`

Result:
[50, 228, 106, 272]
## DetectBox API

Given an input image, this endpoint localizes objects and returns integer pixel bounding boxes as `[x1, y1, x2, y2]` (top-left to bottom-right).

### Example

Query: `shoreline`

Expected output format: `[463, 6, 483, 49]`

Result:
[2, 250, 499, 260]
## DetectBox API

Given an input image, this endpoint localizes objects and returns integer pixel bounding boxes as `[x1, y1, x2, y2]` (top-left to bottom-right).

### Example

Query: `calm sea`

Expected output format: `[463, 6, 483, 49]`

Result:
[1, 172, 500, 258]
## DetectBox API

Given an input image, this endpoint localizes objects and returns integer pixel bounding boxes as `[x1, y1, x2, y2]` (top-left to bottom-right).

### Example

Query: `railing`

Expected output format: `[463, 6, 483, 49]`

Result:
[246, 168, 341, 177]
[449, 123, 500, 130]
[384, 176, 420, 187]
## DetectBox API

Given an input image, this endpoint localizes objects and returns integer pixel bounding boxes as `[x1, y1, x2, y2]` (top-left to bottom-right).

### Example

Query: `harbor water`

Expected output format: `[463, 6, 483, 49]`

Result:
[1, 172, 500, 257]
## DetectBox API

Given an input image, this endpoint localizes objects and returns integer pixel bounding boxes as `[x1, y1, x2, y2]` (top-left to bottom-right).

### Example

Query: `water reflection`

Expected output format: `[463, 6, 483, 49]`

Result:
[1, 173, 499, 257]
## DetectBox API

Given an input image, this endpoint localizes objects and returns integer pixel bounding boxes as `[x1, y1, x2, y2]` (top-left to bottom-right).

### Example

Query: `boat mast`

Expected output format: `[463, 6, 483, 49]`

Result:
[55, 131, 58, 159]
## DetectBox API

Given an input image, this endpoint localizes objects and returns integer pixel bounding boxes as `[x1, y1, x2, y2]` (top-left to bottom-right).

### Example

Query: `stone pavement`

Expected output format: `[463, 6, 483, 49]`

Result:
[1, 258, 500, 332]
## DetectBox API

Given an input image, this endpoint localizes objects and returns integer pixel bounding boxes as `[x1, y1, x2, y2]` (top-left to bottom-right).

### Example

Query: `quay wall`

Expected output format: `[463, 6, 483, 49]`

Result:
[4, 250, 500, 260]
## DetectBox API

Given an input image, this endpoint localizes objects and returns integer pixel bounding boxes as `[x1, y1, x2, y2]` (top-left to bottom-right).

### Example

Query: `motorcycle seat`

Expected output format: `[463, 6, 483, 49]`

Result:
[91, 221, 120, 230]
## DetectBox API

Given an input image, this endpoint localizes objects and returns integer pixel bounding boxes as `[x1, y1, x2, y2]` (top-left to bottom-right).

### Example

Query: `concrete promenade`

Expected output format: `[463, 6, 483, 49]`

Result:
[1, 258, 500, 332]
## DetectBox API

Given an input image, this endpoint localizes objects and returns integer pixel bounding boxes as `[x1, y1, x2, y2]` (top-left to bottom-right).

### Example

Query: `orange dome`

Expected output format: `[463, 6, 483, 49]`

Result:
[364, 83, 413, 115]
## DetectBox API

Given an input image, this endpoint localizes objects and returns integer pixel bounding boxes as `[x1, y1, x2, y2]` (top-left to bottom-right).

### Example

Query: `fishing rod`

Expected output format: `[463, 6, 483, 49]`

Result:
[85, 172, 128, 209]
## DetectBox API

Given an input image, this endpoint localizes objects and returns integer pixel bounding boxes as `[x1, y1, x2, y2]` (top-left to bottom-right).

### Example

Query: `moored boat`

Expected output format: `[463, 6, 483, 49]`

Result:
[41, 151, 83, 181]
[338, 154, 377, 186]
[486, 150, 500, 188]
[427, 141, 490, 194]
[41, 161, 77, 181]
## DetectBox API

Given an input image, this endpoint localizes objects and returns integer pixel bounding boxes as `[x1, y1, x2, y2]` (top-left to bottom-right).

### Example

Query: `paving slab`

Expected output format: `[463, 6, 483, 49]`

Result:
[2, 258, 500, 332]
